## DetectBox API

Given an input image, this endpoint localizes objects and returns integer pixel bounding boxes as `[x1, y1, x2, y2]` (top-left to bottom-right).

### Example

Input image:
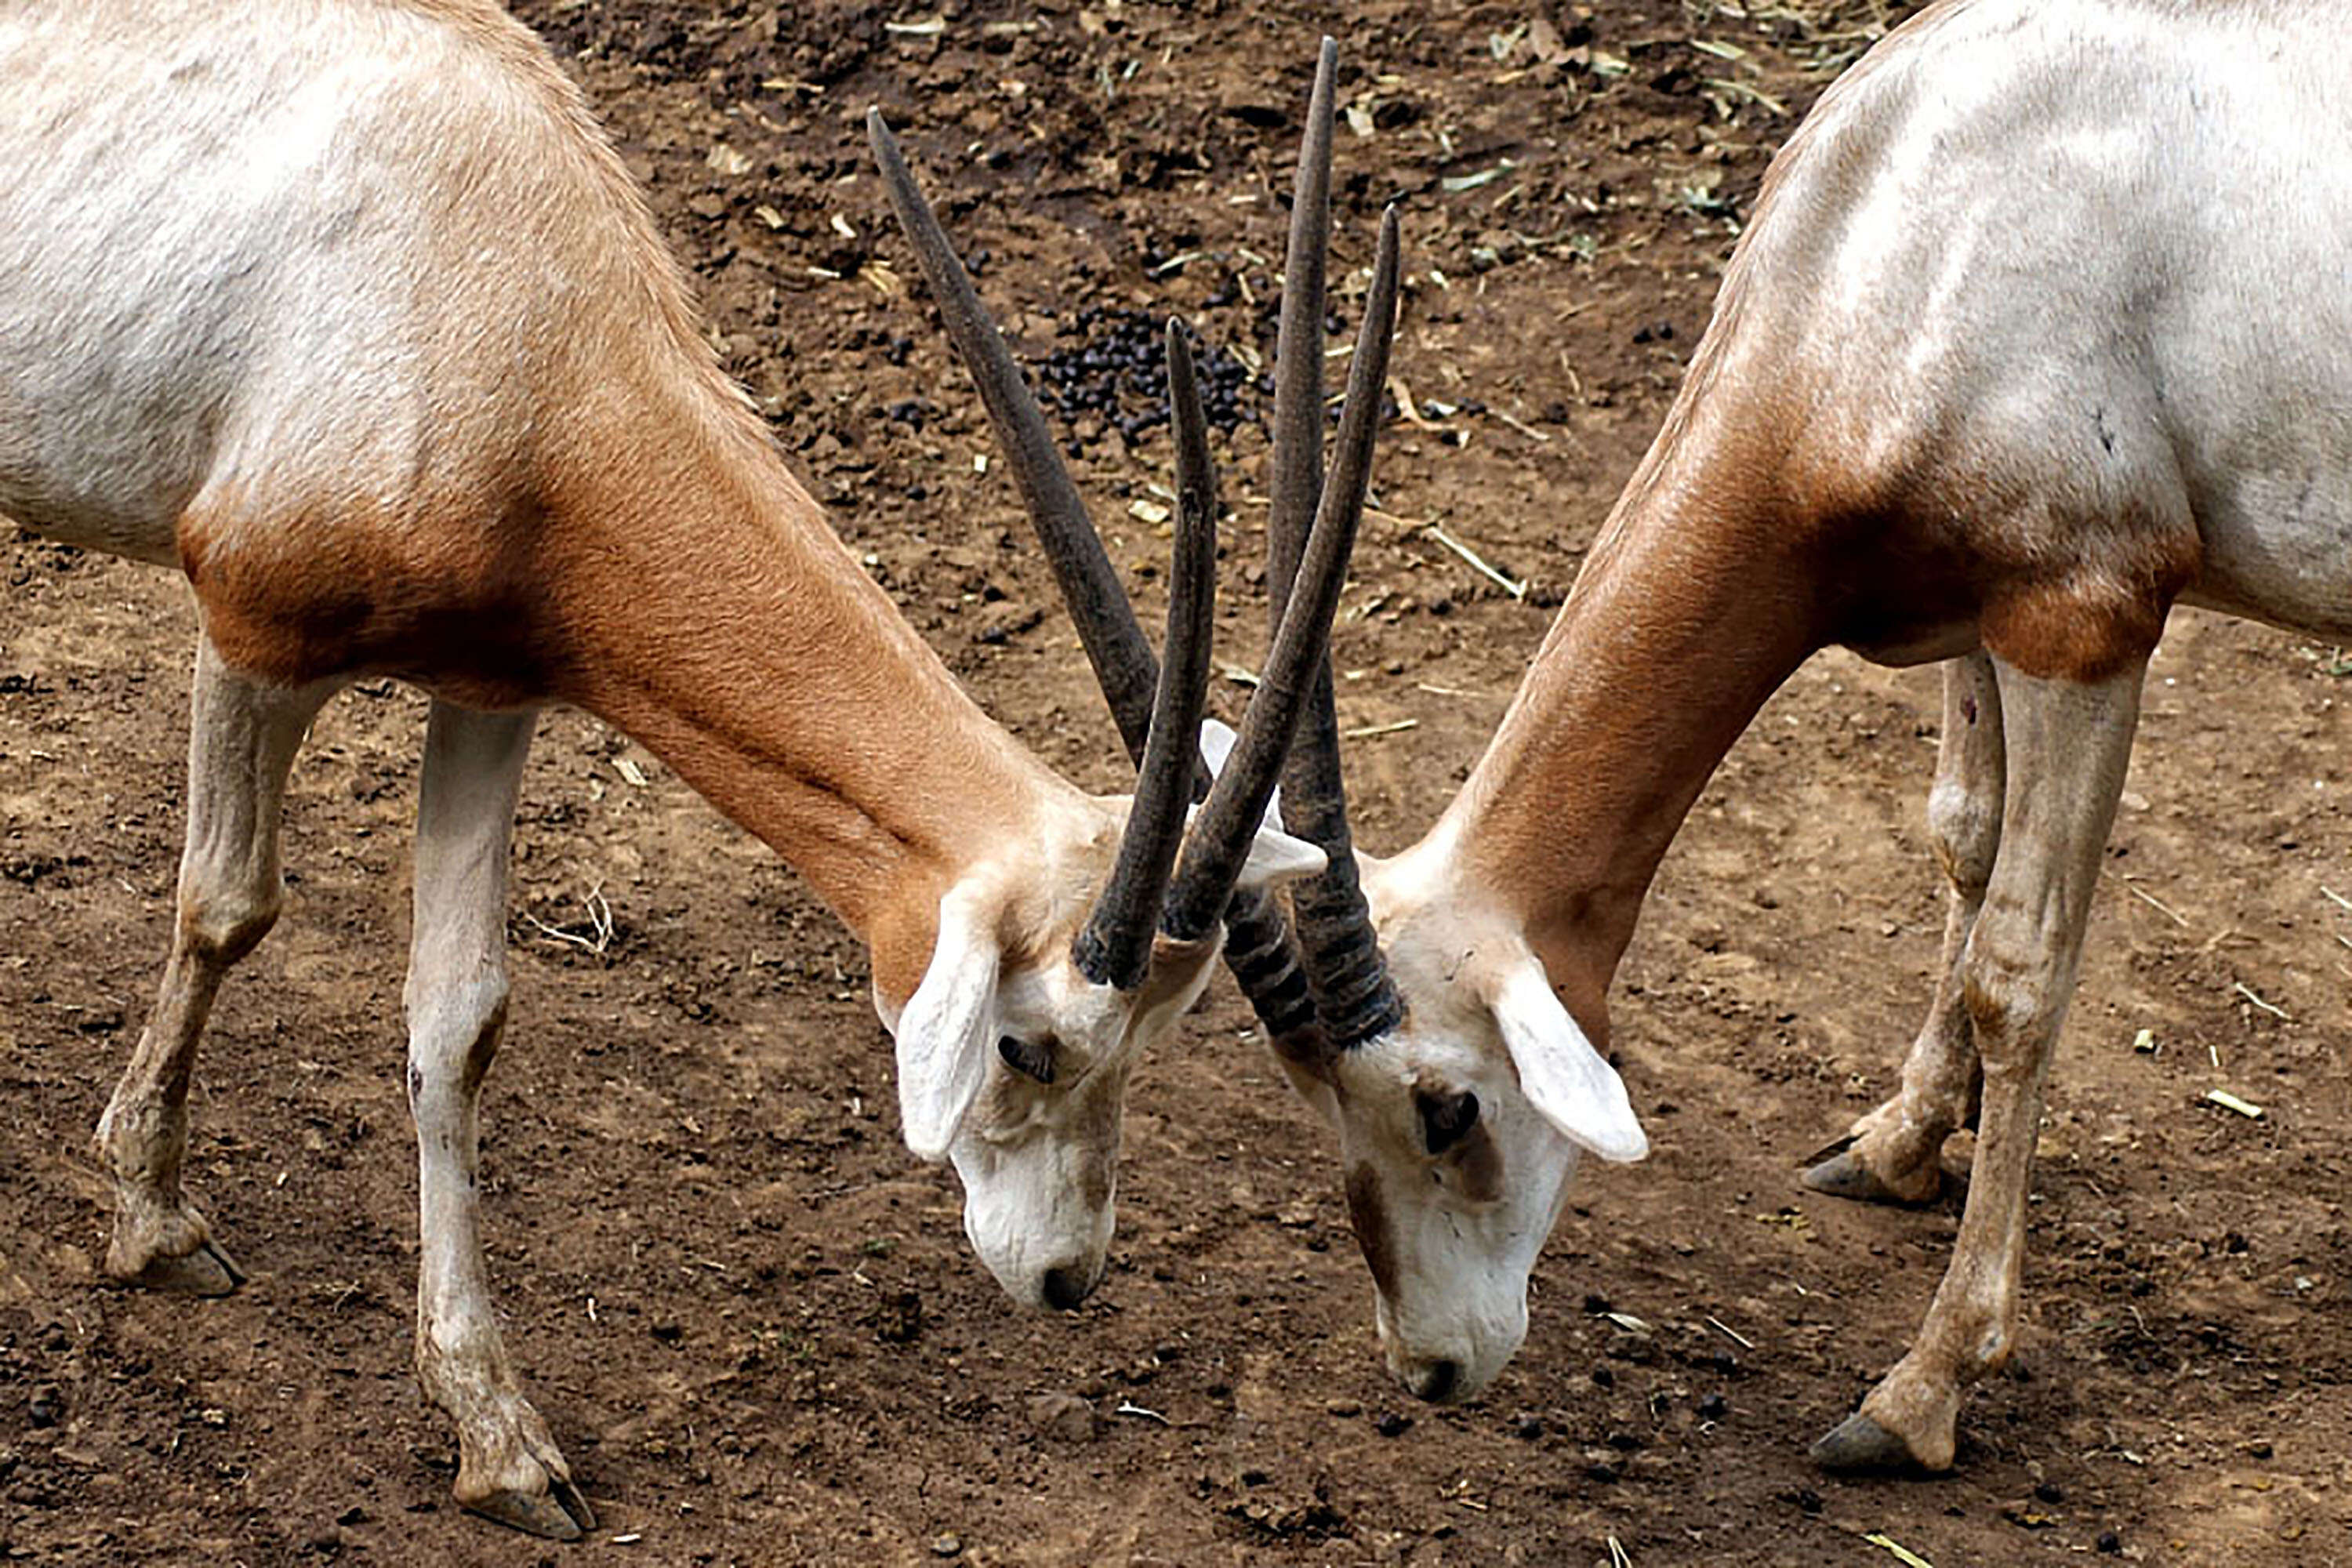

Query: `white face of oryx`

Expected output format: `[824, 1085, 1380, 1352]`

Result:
[878, 790, 1324, 1310]
[1288, 841, 1650, 1403]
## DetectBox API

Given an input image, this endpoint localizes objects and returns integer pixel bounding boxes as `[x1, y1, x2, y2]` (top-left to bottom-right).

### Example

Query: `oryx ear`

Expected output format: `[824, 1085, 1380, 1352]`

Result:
[1491, 962, 1648, 1162]
[893, 892, 1000, 1161]
[1198, 717, 1282, 832]
[1236, 826, 1327, 892]
[1197, 716, 1324, 891]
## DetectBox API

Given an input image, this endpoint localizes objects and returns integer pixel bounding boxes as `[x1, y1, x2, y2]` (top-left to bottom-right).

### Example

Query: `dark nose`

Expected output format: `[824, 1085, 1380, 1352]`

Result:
[1406, 1358, 1461, 1403]
[1040, 1262, 1098, 1312]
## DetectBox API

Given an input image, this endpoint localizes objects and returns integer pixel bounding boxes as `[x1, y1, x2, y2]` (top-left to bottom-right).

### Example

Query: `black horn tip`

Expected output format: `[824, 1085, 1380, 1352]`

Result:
[1070, 924, 1144, 994]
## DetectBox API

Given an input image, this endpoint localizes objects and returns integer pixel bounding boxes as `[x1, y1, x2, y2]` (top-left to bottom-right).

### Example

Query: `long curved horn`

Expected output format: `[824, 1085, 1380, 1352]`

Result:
[1266, 38, 1336, 618]
[1263, 46, 1404, 1050]
[869, 108, 1318, 1039]
[867, 109, 1159, 757]
[1161, 205, 1402, 944]
[1072, 325, 1217, 990]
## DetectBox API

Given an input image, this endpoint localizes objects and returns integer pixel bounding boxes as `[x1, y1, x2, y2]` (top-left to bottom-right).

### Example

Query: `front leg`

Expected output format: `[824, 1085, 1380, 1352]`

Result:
[1806, 652, 2002, 1204]
[402, 701, 593, 1540]
[96, 638, 335, 1293]
[1814, 657, 2143, 1472]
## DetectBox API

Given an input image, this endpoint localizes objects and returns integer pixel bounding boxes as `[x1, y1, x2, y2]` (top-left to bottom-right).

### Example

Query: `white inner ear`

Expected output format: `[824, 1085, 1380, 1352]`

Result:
[891, 888, 1001, 1162]
[1492, 961, 1648, 1163]
[1197, 716, 1284, 833]
[1193, 717, 1324, 892]
[1235, 826, 1327, 891]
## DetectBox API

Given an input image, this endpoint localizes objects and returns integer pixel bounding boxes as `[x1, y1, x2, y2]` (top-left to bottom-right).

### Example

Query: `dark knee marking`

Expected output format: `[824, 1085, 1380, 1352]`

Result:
[458, 995, 509, 1097]
[1960, 958, 2056, 1063]
[179, 887, 282, 966]
[1925, 784, 1998, 893]
[410, 983, 511, 1103]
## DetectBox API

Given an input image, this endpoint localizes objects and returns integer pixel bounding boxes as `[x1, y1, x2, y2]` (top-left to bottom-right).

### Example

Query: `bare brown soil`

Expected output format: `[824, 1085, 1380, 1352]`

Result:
[5, 3, 2350, 1564]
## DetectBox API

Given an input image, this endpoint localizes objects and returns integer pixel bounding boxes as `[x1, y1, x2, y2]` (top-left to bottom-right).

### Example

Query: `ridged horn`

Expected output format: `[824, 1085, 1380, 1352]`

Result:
[1160, 205, 1403, 944]
[1072, 324, 1218, 989]
[868, 108, 1159, 757]
[1262, 45, 1405, 1051]
[1265, 36, 1337, 620]
[870, 107, 1317, 1036]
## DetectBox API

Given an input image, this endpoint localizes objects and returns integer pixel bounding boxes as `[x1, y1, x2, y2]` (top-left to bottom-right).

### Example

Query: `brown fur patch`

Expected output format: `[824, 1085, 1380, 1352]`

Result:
[186, 492, 563, 706]
[1454, 1125, 1504, 1205]
[1344, 1161, 1400, 1300]
[1978, 569, 2178, 684]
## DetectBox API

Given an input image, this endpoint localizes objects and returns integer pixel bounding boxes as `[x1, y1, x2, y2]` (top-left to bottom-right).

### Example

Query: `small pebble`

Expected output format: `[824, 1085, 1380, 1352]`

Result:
[1324, 1398, 1361, 1417]
[2096, 1530, 2122, 1554]
[1026, 1392, 1098, 1444]
[931, 1534, 963, 1558]
[1374, 1412, 1413, 1438]
[2034, 1480, 2065, 1505]
[1697, 1392, 1728, 1421]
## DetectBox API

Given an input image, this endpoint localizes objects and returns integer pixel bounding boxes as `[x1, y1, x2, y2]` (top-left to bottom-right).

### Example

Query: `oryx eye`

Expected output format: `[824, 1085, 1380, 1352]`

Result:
[997, 1034, 1056, 1085]
[1416, 1088, 1480, 1156]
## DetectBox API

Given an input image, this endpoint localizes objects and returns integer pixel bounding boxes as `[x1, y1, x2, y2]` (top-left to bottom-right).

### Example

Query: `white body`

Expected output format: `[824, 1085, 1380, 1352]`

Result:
[2, 3, 605, 566]
[1304, 0, 2350, 1422]
[2, 0, 1321, 1537]
[1762, 0, 2352, 644]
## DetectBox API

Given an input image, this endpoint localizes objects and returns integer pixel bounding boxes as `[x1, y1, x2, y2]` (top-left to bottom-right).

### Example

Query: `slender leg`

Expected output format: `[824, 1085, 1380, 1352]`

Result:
[401, 700, 590, 1540]
[1805, 652, 2002, 1203]
[94, 638, 336, 1294]
[1813, 656, 2144, 1472]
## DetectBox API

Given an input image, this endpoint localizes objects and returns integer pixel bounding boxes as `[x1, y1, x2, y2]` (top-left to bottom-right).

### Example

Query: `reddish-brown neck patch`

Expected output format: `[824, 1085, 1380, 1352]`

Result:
[187, 367, 1060, 956]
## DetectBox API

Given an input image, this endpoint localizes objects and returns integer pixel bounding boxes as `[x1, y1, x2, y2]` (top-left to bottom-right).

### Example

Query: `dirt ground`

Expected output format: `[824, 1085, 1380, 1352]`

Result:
[5, 2, 2350, 1564]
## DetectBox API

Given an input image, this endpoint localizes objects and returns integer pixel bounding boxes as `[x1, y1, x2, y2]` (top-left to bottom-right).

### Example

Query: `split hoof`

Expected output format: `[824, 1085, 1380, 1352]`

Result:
[115, 1238, 246, 1298]
[463, 1475, 596, 1541]
[1799, 1147, 1940, 1207]
[1810, 1410, 1938, 1474]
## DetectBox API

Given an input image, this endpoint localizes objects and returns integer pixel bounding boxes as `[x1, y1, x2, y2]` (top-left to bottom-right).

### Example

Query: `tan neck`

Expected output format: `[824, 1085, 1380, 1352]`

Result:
[535, 376, 1067, 984]
[1432, 434, 1825, 1016]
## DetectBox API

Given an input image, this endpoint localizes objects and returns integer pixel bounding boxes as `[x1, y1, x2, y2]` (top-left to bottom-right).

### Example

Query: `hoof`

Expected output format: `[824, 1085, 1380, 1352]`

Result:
[1799, 1147, 1940, 1207]
[116, 1238, 246, 1298]
[463, 1476, 596, 1541]
[1810, 1410, 1936, 1474]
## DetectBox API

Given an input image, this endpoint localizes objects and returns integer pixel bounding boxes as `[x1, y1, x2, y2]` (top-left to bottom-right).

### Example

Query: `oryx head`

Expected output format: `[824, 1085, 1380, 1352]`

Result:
[1287, 840, 1647, 1403]
[868, 93, 1400, 1310]
[1192, 43, 1650, 1400]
